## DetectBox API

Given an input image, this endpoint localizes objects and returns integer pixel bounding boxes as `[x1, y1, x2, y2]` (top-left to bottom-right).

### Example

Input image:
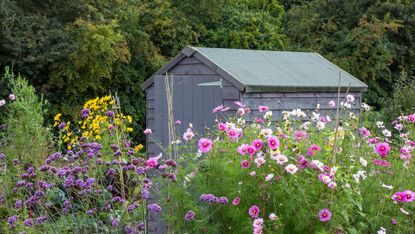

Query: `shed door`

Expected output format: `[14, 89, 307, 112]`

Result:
[154, 75, 223, 148]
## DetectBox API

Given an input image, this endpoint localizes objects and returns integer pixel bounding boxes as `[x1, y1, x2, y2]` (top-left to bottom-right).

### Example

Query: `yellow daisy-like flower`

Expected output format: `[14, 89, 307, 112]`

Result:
[127, 127, 133, 133]
[135, 144, 144, 151]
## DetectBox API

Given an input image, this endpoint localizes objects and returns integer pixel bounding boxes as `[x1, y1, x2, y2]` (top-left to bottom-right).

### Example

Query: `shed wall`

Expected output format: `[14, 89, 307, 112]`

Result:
[241, 92, 362, 120]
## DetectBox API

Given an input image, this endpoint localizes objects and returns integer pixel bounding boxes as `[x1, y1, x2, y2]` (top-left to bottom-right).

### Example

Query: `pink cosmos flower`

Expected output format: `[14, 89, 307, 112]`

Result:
[375, 142, 391, 157]
[0, 100, 5, 107]
[406, 114, 415, 123]
[175, 120, 181, 125]
[198, 138, 213, 153]
[146, 154, 161, 169]
[232, 197, 240, 205]
[183, 128, 195, 141]
[328, 100, 336, 108]
[218, 122, 228, 131]
[255, 118, 264, 124]
[249, 171, 256, 176]
[246, 146, 256, 156]
[268, 136, 280, 150]
[241, 160, 250, 169]
[346, 94, 355, 103]
[143, 128, 152, 135]
[404, 190, 415, 202]
[319, 209, 332, 222]
[252, 139, 263, 150]
[248, 205, 260, 219]
[254, 156, 266, 167]
[307, 144, 321, 156]
[367, 137, 378, 144]
[294, 131, 307, 141]
[359, 127, 371, 138]
[328, 181, 337, 189]
[212, 105, 226, 113]
[258, 106, 269, 113]
[234, 101, 246, 108]
[237, 144, 250, 155]
[8, 94, 15, 100]
[318, 173, 331, 184]
[372, 159, 391, 167]
[392, 192, 408, 203]
[237, 107, 246, 116]
[275, 154, 288, 165]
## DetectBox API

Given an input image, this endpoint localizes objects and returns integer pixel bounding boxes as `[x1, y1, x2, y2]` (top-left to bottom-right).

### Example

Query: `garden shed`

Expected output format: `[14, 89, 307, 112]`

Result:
[142, 46, 368, 155]
[141, 46, 367, 233]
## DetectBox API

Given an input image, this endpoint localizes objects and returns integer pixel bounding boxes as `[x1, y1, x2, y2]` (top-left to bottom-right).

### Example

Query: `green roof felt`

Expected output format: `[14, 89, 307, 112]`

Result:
[193, 47, 368, 92]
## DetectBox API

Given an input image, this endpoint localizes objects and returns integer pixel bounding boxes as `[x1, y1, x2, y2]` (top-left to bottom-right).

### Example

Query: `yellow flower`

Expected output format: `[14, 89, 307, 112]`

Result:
[54, 113, 62, 122]
[135, 144, 144, 151]
[95, 135, 102, 140]
[127, 127, 133, 133]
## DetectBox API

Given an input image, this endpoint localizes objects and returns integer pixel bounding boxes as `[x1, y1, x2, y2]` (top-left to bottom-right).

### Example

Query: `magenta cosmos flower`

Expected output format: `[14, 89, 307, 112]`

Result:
[268, 136, 280, 150]
[375, 142, 391, 157]
[252, 139, 263, 150]
[198, 138, 213, 153]
[241, 160, 250, 169]
[319, 209, 332, 222]
[232, 197, 240, 205]
[258, 105, 269, 113]
[294, 130, 307, 141]
[246, 146, 256, 156]
[248, 205, 260, 219]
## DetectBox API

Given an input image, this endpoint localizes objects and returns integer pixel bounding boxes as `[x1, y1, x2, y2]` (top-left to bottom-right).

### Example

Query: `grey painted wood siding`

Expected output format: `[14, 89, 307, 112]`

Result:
[241, 92, 362, 121]
[145, 84, 157, 155]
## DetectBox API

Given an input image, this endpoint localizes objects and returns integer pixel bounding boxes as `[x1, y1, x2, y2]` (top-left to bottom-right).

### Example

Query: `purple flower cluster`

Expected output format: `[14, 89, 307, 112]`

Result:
[81, 108, 90, 119]
[199, 194, 229, 204]
[147, 203, 162, 212]
[184, 210, 196, 221]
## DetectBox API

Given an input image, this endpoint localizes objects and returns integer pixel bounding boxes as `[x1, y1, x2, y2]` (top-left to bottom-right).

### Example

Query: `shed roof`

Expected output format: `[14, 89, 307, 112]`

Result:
[141, 46, 368, 92]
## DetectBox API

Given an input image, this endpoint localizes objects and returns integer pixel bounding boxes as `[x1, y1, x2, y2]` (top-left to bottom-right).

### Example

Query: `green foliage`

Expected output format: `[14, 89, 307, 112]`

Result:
[0, 0, 286, 144]
[1, 67, 51, 168]
[283, 0, 415, 108]
[381, 71, 415, 123]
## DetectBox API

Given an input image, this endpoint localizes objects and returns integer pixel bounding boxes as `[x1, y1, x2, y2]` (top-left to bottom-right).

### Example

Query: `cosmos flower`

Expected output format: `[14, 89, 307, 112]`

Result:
[319, 209, 332, 222]
[248, 205, 260, 219]
[328, 100, 335, 108]
[143, 128, 152, 135]
[285, 164, 298, 174]
[275, 154, 288, 165]
[198, 138, 213, 153]
[269, 213, 278, 221]
[241, 160, 251, 169]
[258, 106, 269, 112]
[232, 197, 240, 206]
[183, 128, 195, 141]
[375, 143, 391, 157]
[252, 139, 263, 150]
[268, 136, 280, 150]
[294, 131, 307, 141]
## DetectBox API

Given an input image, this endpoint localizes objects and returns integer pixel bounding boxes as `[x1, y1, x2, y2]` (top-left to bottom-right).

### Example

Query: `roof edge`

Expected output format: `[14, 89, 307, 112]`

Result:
[141, 46, 197, 90]
[244, 85, 368, 93]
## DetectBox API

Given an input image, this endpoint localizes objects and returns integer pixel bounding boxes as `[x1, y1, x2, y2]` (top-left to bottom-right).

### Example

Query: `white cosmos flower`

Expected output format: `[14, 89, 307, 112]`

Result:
[285, 164, 298, 174]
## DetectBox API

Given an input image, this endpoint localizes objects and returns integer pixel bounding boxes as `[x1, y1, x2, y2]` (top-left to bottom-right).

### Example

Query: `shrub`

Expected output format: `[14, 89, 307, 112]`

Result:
[0, 67, 51, 169]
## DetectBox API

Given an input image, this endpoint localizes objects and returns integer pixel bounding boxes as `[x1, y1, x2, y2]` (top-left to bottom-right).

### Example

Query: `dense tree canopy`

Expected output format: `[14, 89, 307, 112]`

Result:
[0, 0, 414, 142]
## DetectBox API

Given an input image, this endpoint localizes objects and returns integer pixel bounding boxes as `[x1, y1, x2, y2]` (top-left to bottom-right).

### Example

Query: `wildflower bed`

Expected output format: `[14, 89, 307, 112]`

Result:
[1, 91, 415, 234]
